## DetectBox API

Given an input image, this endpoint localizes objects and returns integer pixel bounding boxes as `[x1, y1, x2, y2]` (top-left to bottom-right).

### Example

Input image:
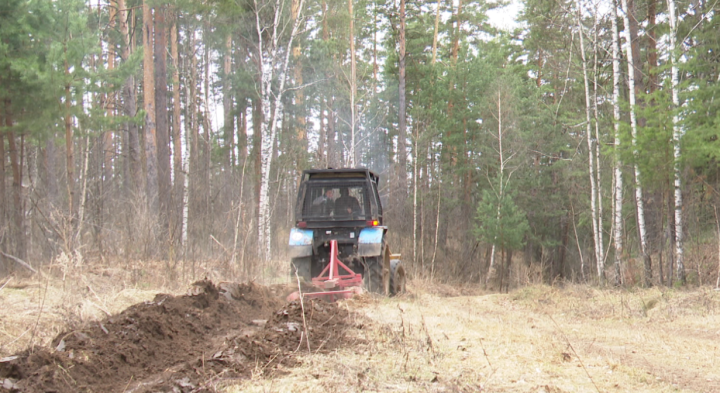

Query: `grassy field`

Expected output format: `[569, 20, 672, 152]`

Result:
[2, 270, 720, 393]
[231, 281, 720, 393]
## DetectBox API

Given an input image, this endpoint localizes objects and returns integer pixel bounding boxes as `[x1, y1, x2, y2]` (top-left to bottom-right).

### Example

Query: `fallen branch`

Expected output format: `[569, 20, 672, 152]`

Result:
[0, 251, 38, 274]
[0, 276, 12, 293]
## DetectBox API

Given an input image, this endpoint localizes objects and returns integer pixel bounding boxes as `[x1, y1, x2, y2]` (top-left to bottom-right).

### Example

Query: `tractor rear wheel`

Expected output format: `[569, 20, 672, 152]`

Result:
[363, 257, 384, 293]
[389, 259, 406, 296]
[290, 257, 312, 282]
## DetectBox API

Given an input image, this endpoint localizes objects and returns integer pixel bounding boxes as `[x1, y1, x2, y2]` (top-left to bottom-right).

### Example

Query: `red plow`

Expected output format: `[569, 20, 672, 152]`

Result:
[288, 240, 364, 302]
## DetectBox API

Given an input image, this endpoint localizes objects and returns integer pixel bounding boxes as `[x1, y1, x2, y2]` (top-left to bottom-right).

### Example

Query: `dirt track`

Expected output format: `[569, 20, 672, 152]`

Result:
[0, 281, 356, 392]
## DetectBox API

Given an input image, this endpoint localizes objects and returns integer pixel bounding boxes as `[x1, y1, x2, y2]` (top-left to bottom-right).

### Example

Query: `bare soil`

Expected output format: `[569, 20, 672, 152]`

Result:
[0, 281, 356, 393]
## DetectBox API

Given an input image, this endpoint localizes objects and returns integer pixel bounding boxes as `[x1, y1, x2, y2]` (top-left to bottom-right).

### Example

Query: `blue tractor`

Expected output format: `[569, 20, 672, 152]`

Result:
[288, 168, 405, 296]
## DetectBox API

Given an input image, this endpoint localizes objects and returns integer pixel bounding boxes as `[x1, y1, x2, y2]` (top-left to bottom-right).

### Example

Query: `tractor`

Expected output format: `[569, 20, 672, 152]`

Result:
[288, 168, 405, 299]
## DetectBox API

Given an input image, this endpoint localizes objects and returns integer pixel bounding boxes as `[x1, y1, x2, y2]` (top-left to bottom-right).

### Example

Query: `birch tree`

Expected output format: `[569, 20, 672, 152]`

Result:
[255, 0, 306, 260]
[574, 0, 602, 280]
[667, 0, 685, 283]
[621, 0, 651, 285]
[611, 0, 623, 283]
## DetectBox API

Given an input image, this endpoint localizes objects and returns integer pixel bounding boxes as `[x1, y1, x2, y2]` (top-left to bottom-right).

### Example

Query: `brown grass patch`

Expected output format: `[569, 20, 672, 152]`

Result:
[229, 280, 720, 393]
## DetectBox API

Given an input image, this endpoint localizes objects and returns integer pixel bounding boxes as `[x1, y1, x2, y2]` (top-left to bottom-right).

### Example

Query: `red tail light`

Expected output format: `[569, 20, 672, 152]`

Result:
[297, 221, 307, 228]
[366, 220, 379, 227]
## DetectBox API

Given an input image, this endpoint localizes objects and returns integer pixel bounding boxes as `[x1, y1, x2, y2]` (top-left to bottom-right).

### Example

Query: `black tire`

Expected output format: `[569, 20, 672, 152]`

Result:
[363, 257, 384, 294]
[290, 257, 312, 282]
[389, 259, 406, 296]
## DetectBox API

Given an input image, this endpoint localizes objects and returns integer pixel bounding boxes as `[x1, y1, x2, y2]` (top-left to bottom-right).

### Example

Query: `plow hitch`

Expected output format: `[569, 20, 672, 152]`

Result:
[289, 240, 363, 302]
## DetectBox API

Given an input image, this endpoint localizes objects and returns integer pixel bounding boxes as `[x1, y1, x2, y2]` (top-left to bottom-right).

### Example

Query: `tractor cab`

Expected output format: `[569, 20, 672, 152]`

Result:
[294, 168, 383, 228]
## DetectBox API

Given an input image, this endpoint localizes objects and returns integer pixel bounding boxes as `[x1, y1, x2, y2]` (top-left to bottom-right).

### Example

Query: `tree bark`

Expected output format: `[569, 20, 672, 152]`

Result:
[224, 32, 234, 168]
[155, 5, 171, 234]
[611, 0, 624, 284]
[119, 0, 141, 196]
[0, 115, 4, 253]
[626, 0, 644, 97]
[237, 100, 247, 162]
[348, 0, 357, 166]
[431, 0, 440, 65]
[667, 0, 685, 284]
[255, 0, 307, 260]
[143, 0, 158, 212]
[6, 119, 25, 260]
[575, 0, 602, 282]
[171, 12, 183, 243]
[105, 0, 117, 186]
[647, 0, 658, 93]
[64, 56, 75, 221]
[621, 0, 652, 285]
[292, 0, 306, 159]
[397, 0, 407, 193]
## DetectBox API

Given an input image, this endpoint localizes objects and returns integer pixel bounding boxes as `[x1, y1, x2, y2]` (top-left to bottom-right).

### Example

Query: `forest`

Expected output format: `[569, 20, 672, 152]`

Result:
[1, 0, 719, 289]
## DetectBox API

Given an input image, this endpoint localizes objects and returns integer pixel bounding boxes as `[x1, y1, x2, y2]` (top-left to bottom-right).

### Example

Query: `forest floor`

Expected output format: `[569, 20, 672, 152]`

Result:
[1, 266, 720, 392]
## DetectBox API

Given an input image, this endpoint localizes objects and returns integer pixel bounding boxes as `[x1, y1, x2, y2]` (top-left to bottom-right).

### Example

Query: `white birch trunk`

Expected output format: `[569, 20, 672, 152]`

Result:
[591, 2, 604, 268]
[486, 91, 505, 288]
[621, 0, 650, 284]
[348, 0, 356, 167]
[611, 0, 624, 282]
[413, 129, 418, 267]
[256, 0, 306, 260]
[668, 0, 685, 283]
[575, 0, 602, 280]
[431, 182, 441, 280]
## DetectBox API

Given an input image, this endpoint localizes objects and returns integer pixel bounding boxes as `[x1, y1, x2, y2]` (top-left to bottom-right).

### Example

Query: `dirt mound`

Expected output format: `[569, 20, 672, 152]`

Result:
[0, 281, 357, 393]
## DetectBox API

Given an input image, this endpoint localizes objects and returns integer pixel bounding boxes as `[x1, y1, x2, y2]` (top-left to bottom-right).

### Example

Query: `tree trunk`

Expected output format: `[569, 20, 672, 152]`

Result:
[667, 0, 685, 284]
[64, 59, 75, 222]
[397, 0, 407, 194]
[348, 0, 357, 167]
[626, 0, 644, 97]
[0, 115, 5, 257]
[431, 0, 440, 64]
[188, 28, 200, 254]
[119, 0, 141, 196]
[647, 0, 658, 93]
[105, 1, 117, 186]
[155, 5, 171, 236]
[575, 0, 602, 282]
[255, 0, 306, 260]
[237, 100, 247, 162]
[171, 12, 183, 244]
[591, 2, 604, 271]
[6, 125, 25, 260]
[224, 32, 234, 168]
[252, 97, 262, 230]
[611, 0, 623, 284]
[143, 0, 158, 212]
[292, 0, 306, 160]
[621, 0, 652, 285]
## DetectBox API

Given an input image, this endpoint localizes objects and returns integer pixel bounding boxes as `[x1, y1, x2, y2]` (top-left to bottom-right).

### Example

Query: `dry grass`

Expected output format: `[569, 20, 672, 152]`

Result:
[229, 281, 720, 393]
[0, 254, 294, 358]
[5, 262, 720, 392]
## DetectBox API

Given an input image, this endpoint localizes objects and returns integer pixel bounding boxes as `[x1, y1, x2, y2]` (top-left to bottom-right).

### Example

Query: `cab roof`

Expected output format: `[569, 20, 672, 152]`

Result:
[301, 168, 380, 184]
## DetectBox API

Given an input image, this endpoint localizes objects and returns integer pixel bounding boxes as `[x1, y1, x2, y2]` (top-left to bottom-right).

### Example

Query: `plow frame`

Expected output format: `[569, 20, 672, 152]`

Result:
[303, 240, 363, 301]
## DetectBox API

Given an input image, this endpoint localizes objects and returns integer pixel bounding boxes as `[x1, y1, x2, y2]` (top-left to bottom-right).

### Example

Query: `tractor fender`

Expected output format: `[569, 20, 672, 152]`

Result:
[288, 228, 313, 258]
[358, 226, 386, 257]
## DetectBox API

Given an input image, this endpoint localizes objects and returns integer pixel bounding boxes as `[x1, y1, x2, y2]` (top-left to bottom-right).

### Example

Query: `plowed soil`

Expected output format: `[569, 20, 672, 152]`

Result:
[0, 281, 356, 393]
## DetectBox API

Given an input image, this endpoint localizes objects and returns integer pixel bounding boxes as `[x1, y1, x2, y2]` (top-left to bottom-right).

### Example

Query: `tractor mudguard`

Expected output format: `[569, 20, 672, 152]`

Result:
[358, 226, 385, 256]
[288, 228, 313, 258]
